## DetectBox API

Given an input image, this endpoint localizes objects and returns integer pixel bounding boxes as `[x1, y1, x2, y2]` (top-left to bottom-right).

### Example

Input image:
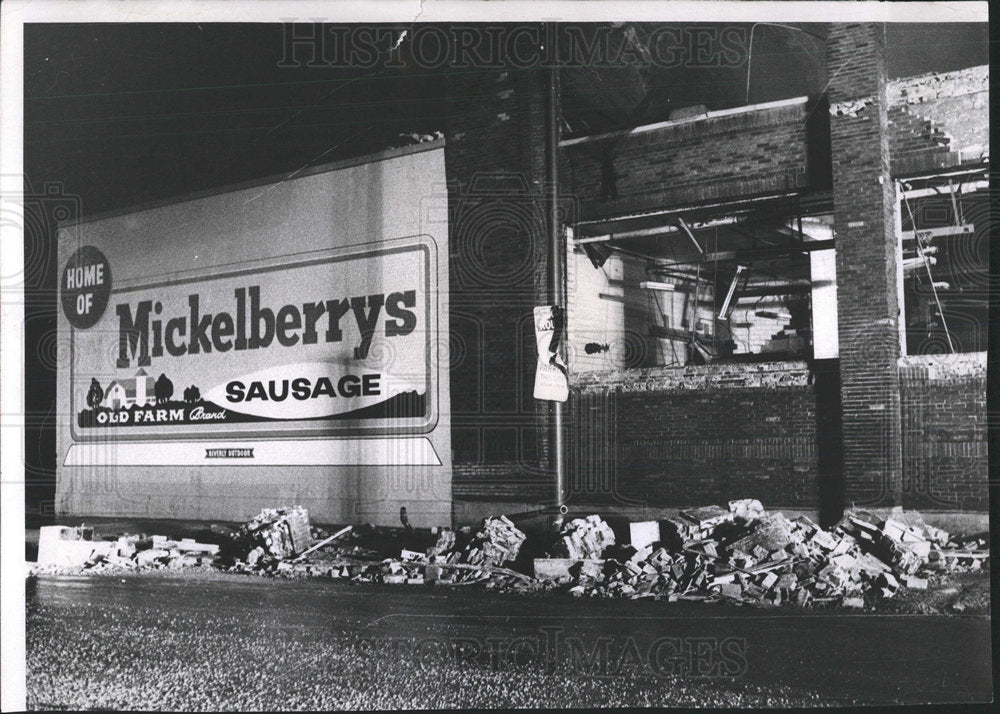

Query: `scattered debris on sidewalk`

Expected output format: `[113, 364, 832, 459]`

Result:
[32, 525, 220, 574]
[36, 525, 113, 568]
[292, 526, 353, 562]
[235, 506, 313, 560]
[369, 515, 532, 586]
[28, 500, 989, 612]
[526, 504, 989, 608]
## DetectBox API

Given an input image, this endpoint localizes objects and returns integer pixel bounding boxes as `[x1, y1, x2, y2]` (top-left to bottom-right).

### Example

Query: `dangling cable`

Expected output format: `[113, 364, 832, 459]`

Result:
[900, 184, 955, 353]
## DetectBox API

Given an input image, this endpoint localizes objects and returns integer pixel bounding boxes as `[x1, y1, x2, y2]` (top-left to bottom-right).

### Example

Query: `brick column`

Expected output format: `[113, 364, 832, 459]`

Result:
[444, 67, 551, 492]
[827, 24, 903, 507]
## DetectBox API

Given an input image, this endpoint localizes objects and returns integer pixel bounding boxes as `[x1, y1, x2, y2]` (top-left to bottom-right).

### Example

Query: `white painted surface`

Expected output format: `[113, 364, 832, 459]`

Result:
[57, 145, 451, 525]
[64, 438, 442, 466]
[810, 249, 839, 359]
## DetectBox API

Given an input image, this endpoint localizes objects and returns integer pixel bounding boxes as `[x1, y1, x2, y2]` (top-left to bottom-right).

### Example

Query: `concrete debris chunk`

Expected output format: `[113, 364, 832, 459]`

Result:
[135, 548, 170, 567]
[681, 505, 734, 530]
[882, 518, 927, 544]
[902, 574, 928, 590]
[729, 513, 794, 556]
[34, 525, 221, 572]
[237, 505, 313, 559]
[37, 526, 113, 567]
[533, 559, 574, 583]
[809, 529, 839, 551]
[470, 516, 527, 566]
[116, 536, 137, 559]
[877, 538, 924, 575]
[717, 582, 744, 600]
[629, 521, 660, 550]
[900, 540, 932, 559]
[577, 559, 605, 582]
[887, 507, 945, 542]
[728, 499, 765, 521]
[520, 502, 988, 607]
[659, 516, 698, 547]
[427, 528, 456, 556]
[556, 515, 616, 560]
[401, 515, 530, 584]
[855, 552, 891, 576]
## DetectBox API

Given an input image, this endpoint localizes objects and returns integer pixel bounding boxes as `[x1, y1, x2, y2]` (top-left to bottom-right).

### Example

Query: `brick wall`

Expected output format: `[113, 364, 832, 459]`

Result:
[569, 363, 818, 508]
[888, 106, 953, 171]
[562, 98, 818, 221]
[887, 66, 989, 176]
[559, 62, 988, 220]
[452, 461, 551, 501]
[899, 353, 988, 511]
[556, 352, 989, 513]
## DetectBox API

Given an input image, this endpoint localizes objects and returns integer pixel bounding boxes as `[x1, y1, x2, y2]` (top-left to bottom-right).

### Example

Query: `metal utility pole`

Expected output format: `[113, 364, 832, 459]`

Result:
[544, 28, 566, 525]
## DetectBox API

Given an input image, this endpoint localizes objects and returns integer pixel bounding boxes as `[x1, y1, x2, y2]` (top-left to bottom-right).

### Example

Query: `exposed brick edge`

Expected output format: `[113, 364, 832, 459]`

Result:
[571, 361, 812, 392]
[888, 65, 989, 106]
[562, 97, 809, 148]
[898, 351, 987, 381]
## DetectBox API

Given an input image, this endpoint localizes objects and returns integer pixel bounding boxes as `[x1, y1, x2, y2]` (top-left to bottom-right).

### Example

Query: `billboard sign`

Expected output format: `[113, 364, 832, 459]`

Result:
[56, 143, 451, 525]
[67, 238, 436, 439]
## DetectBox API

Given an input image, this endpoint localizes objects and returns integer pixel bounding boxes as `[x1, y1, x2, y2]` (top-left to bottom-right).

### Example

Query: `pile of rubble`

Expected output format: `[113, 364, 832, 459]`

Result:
[531, 501, 989, 608]
[32, 524, 220, 574]
[362, 516, 530, 586]
[30, 500, 989, 612]
[225, 511, 531, 585]
[234, 506, 313, 567]
[30, 505, 314, 576]
[462, 516, 528, 566]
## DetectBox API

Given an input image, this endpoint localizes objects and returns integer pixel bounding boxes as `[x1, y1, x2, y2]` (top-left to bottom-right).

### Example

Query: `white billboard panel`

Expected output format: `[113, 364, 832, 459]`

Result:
[56, 143, 450, 525]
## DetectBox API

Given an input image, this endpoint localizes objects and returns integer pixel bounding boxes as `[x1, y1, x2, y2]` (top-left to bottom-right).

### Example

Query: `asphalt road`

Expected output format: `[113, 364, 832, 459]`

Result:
[26, 571, 993, 709]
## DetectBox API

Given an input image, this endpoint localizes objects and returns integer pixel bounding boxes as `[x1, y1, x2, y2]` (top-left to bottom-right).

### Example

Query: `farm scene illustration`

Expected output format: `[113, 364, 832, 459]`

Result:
[76, 369, 426, 428]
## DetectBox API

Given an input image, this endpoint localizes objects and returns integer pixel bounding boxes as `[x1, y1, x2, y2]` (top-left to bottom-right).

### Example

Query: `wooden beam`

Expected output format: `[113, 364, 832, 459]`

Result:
[900, 224, 974, 241]
[738, 283, 812, 297]
[702, 239, 835, 262]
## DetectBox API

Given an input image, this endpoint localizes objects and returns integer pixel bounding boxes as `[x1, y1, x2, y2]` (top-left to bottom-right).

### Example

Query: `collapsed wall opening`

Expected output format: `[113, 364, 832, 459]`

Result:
[569, 199, 835, 370]
[896, 167, 990, 356]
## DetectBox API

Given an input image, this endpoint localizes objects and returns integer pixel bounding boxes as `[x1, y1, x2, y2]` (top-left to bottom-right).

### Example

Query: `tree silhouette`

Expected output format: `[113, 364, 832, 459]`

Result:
[86, 378, 104, 409]
[155, 373, 174, 404]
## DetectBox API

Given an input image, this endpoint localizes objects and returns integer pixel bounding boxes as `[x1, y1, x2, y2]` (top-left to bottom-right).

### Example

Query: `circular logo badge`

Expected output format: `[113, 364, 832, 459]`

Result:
[61, 246, 112, 329]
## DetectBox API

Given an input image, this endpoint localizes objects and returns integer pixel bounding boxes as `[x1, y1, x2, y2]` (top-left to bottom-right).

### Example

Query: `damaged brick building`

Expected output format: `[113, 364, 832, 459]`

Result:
[445, 23, 989, 524]
[43, 22, 988, 529]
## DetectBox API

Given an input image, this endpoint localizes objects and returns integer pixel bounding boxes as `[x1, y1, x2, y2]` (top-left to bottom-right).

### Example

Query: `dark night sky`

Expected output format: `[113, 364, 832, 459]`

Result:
[19, 21, 990, 491]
